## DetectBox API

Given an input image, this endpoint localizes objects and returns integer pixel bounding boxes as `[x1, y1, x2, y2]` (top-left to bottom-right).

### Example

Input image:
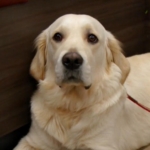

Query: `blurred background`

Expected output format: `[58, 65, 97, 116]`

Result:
[0, 0, 149, 149]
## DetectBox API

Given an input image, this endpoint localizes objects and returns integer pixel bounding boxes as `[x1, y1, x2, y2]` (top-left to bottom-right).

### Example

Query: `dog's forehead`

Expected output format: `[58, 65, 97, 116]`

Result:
[50, 14, 105, 33]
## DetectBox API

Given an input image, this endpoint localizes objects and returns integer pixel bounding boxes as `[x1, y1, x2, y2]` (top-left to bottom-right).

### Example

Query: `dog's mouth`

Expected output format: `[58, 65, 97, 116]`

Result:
[68, 76, 79, 81]
[63, 70, 82, 84]
[61, 71, 91, 89]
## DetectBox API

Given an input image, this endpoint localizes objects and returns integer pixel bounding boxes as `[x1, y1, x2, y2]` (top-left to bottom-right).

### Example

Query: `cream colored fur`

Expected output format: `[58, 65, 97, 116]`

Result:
[14, 14, 150, 150]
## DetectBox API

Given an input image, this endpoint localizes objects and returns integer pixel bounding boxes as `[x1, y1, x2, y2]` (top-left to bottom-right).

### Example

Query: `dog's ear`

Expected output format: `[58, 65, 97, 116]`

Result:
[106, 31, 130, 84]
[30, 31, 47, 81]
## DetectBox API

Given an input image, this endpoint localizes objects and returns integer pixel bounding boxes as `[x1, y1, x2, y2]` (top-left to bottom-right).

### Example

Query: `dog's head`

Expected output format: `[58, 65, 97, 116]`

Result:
[30, 14, 130, 89]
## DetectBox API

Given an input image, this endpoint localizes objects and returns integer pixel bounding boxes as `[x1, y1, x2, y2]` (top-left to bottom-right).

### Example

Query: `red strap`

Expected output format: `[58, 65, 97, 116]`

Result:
[128, 95, 150, 113]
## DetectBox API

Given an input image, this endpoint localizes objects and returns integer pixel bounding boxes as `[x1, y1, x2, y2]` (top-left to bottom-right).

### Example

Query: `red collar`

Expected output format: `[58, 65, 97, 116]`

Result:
[128, 95, 150, 113]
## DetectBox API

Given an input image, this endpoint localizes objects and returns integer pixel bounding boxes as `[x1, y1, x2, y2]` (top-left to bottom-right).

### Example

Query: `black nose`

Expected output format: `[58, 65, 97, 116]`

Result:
[62, 52, 83, 70]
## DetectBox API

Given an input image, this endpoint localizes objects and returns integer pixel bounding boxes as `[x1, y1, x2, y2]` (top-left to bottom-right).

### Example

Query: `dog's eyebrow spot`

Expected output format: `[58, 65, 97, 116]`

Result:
[84, 26, 94, 34]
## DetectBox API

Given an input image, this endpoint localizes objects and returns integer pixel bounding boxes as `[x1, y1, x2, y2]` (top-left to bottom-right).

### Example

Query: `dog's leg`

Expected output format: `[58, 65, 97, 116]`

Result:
[13, 138, 37, 150]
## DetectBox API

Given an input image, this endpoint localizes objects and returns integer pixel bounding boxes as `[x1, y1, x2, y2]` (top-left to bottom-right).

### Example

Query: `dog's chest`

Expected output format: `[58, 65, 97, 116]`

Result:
[32, 88, 110, 149]
[48, 109, 94, 148]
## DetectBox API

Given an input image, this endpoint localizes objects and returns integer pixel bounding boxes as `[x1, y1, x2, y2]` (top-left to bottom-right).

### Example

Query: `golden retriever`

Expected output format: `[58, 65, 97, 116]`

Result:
[14, 14, 150, 150]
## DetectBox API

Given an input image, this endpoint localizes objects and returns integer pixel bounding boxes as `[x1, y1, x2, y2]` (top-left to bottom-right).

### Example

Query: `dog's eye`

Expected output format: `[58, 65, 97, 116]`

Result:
[88, 34, 98, 44]
[53, 33, 63, 42]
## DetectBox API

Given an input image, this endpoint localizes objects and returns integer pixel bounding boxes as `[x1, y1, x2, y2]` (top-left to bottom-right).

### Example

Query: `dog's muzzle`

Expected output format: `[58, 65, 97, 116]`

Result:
[61, 52, 83, 83]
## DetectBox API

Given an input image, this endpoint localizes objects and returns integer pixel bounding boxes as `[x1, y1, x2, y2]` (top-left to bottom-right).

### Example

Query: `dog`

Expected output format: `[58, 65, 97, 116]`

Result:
[14, 14, 150, 150]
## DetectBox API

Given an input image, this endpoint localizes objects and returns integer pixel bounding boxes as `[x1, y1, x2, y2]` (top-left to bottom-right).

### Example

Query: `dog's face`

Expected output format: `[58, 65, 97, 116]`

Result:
[48, 14, 107, 88]
[30, 14, 130, 89]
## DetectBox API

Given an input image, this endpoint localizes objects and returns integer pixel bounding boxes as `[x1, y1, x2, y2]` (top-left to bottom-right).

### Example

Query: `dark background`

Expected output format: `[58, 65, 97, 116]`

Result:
[0, 0, 150, 149]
